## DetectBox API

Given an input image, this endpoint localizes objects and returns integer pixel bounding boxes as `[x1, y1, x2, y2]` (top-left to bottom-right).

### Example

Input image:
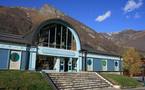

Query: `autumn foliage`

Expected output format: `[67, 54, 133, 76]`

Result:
[123, 48, 142, 77]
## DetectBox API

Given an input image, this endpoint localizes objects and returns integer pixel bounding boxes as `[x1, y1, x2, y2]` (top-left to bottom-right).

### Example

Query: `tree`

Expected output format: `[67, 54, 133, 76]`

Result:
[123, 48, 142, 77]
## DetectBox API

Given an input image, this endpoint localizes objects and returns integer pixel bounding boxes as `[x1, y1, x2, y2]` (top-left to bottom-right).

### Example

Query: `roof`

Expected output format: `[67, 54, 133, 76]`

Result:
[0, 5, 121, 57]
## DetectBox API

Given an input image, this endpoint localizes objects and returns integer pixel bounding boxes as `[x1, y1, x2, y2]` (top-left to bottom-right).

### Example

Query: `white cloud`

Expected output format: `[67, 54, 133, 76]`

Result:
[123, 0, 143, 13]
[95, 11, 111, 22]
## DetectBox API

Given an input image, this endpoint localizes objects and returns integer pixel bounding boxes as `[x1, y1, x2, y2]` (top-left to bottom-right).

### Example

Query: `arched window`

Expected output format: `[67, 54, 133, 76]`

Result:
[37, 23, 77, 51]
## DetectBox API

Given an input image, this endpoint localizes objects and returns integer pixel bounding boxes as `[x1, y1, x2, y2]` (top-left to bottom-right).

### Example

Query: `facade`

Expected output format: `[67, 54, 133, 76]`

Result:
[0, 6, 122, 73]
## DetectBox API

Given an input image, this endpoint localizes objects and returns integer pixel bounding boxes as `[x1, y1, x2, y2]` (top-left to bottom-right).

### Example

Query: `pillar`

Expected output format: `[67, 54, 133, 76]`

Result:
[29, 52, 36, 70]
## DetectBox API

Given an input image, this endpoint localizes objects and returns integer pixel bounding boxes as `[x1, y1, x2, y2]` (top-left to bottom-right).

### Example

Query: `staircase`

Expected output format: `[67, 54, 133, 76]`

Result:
[47, 72, 112, 90]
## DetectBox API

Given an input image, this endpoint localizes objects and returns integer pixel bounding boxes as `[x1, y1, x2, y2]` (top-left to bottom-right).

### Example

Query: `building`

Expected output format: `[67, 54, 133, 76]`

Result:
[0, 5, 122, 73]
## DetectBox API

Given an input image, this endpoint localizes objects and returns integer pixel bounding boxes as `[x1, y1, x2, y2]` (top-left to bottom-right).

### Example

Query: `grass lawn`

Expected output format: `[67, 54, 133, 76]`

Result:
[101, 73, 142, 88]
[0, 70, 53, 90]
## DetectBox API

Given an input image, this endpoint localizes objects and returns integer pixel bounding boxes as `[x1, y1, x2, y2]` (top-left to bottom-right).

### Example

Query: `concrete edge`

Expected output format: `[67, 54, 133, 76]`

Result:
[40, 71, 58, 90]
[95, 72, 121, 89]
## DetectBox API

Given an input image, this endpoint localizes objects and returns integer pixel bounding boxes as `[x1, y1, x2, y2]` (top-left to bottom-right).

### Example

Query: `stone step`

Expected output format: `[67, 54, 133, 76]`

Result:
[48, 72, 112, 89]
[53, 81, 109, 85]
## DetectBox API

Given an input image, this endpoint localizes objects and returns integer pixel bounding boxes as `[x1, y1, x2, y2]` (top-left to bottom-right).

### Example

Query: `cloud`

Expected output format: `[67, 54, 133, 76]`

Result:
[123, 0, 143, 13]
[95, 11, 111, 22]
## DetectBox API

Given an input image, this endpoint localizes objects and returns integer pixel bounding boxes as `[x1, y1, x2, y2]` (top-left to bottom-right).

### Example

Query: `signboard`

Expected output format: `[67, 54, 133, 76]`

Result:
[114, 61, 119, 71]
[101, 60, 107, 71]
[9, 51, 21, 70]
[87, 58, 93, 71]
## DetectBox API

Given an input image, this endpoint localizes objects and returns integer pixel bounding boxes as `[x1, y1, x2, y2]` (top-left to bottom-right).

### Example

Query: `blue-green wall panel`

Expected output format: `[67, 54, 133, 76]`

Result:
[107, 59, 114, 71]
[0, 49, 9, 69]
[93, 58, 122, 71]
[20, 51, 27, 70]
[93, 58, 102, 71]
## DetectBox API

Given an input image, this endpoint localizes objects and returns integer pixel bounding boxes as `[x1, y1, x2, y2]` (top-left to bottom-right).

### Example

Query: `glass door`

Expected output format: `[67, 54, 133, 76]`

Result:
[59, 58, 77, 72]
[72, 58, 77, 72]
[60, 58, 65, 72]
[68, 58, 72, 72]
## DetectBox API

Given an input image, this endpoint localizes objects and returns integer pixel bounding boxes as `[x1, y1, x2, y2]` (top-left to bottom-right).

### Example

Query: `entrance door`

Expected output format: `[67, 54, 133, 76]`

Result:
[72, 58, 77, 72]
[36, 56, 75, 72]
[60, 58, 65, 72]
[68, 58, 72, 72]
[64, 58, 69, 72]
[59, 58, 73, 72]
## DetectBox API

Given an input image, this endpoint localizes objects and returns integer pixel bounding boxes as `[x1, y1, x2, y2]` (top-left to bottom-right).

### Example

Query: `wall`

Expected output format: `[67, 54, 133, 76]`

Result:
[93, 58, 122, 72]
[21, 51, 30, 70]
[0, 42, 28, 70]
[0, 49, 9, 69]
[86, 53, 122, 72]
[107, 59, 115, 71]
[93, 58, 102, 71]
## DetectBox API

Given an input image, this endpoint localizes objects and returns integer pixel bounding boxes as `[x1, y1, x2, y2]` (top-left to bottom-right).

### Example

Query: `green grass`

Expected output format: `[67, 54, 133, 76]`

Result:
[100, 73, 142, 88]
[0, 70, 53, 90]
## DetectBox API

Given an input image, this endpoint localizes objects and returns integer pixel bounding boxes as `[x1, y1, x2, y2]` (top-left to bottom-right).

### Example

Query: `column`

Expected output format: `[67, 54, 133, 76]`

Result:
[29, 52, 36, 70]
[77, 57, 83, 72]
[54, 57, 60, 72]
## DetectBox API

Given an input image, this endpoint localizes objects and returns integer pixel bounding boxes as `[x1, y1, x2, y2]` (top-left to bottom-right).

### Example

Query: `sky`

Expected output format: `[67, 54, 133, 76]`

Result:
[0, 0, 145, 32]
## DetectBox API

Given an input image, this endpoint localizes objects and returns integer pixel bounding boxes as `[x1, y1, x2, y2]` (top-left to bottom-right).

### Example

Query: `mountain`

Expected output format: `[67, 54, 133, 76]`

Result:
[0, 5, 144, 56]
[0, 5, 121, 56]
[100, 29, 145, 55]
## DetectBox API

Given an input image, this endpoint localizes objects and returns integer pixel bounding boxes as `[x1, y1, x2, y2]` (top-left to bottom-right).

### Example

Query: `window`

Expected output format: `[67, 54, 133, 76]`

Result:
[37, 23, 76, 51]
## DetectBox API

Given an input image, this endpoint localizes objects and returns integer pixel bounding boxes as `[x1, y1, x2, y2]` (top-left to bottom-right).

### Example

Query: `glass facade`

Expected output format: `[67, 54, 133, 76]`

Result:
[36, 55, 77, 72]
[37, 23, 76, 50]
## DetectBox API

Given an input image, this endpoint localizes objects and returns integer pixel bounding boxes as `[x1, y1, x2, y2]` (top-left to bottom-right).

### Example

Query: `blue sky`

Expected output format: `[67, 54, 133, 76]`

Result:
[0, 0, 145, 32]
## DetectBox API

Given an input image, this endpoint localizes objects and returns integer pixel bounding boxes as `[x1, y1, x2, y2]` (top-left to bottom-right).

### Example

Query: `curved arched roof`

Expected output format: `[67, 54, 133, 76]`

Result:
[0, 5, 121, 56]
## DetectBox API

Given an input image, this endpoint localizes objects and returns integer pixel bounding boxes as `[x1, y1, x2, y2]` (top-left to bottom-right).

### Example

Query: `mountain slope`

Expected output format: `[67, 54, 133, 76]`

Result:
[0, 5, 144, 56]
[0, 5, 121, 56]
[100, 29, 145, 55]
